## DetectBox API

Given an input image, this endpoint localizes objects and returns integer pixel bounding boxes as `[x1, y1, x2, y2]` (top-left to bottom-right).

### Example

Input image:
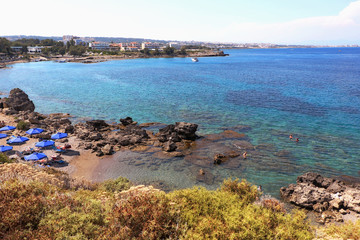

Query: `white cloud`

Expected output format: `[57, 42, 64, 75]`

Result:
[217, 0, 360, 44]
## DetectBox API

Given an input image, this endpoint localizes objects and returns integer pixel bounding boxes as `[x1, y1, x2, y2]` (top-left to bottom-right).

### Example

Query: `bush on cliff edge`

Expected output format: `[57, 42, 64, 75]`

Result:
[0, 163, 318, 239]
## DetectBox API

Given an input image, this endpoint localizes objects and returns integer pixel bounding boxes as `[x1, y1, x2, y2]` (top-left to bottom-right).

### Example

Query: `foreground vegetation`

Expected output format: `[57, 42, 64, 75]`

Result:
[0, 163, 358, 239]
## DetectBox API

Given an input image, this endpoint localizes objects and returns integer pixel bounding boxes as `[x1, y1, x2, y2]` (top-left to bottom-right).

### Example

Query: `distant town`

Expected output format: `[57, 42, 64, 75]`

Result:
[3, 35, 360, 53]
[1, 35, 359, 66]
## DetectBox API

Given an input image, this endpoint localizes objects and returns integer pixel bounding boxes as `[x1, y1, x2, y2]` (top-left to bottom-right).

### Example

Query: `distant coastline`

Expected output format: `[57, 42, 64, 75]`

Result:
[0, 50, 228, 66]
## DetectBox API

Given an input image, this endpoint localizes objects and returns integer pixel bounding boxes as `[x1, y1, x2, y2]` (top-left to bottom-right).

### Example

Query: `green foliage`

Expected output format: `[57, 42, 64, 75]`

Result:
[69, 45, 86, 56]
[221, 178, 259, 204]
[168, 182, 314, 239]
[141, 47, 150, 55]
[12, 38, 40, 46]
[38, 190, 106, 239]
[16, 120, 30, 130]
[0, 163, 315, 239]
[0, 180, 55, 237]
[40, 39, 57, 46]
[321, 219, 360, 239]
[102, 191, 180, 239]
[98, 176, 131, 192]
[0, 153, 14, 164]
[163, 45, 176, 55]
[179, 46, 187, 55]
[0, 37, 11, 54]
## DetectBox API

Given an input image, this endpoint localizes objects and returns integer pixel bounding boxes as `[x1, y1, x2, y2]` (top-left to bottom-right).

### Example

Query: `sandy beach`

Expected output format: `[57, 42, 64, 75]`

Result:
[0, 111, 102, 181]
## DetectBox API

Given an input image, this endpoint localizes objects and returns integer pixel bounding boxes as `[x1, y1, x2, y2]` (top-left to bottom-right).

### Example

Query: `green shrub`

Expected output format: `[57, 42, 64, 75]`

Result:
[101, 191, 180, 240]
[220, 178, 259, 204]
[98, 176, 131, 193]
[321, 219, 360, 239]
[37, 190, 106, 240]
[0, 153, 14, 164]
[16, 120, 30, 130]
[0, 180, 55, 236]
[0, 165, 315, 240]
[168, 180, 314, 239]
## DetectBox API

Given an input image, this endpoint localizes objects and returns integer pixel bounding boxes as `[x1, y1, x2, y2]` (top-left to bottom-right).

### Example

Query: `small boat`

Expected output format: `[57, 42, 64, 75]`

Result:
[191, 58, 199, 62]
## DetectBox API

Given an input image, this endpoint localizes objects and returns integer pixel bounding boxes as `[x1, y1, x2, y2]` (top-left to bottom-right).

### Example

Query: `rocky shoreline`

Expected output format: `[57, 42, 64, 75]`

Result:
[2, 88, 360, 225]
[281, 172, 360, 224]
[0, 50, 228, 66]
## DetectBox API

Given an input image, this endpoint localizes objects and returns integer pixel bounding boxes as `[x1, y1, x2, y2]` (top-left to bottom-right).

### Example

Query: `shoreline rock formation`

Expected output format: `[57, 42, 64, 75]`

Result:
[0, 88, 35, 114]
[280, 172, 360, 223]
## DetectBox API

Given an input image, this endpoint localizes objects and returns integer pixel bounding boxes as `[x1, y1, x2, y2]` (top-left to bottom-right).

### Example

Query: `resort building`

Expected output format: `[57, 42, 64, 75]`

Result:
[109, 43, 121, 51]
[141, 42, 164, 50]
[10, 46, 23, 52]
[27, 46, 44, 53]
[89, 42, 110, 50]
[169, 42, 182, 50]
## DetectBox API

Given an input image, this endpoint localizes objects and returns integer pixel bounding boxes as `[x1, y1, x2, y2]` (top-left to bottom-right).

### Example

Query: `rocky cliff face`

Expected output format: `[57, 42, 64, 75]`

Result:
[0, 88, 35, 113]
[280, 172, 360, 223]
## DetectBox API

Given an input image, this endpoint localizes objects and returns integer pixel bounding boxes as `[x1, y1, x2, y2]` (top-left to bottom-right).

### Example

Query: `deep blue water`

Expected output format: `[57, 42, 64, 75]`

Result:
[1, 48, 360, 196]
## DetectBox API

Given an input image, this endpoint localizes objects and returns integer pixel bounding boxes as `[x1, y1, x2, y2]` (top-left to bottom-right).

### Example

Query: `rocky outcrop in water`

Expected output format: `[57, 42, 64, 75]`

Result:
[280, 172, 360, 223]
[0, 88, 35, 113]
[156, 122, 198, 142]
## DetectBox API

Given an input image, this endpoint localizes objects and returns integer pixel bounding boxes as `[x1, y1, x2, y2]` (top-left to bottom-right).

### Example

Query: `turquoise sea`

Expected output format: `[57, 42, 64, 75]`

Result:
[1, 48, 360, 197]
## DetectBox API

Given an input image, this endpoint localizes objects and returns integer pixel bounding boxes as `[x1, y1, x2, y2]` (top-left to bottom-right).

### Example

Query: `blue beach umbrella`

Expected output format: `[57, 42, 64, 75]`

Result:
[0, 126, 16, 131]
[24, 152, 47, 161]
[51, 132, 68, 139]
[26, 128, 44, 135]
[35, 140, 55, 148]
[8, 136, 29, 144]
[0, 133, 7, 139]
[0, 145, 13, 152]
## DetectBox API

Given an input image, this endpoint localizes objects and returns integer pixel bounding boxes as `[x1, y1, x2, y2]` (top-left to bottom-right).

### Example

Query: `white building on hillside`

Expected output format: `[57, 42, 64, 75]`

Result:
[89, 42, 110, 50]
[28, 46, 44, 53]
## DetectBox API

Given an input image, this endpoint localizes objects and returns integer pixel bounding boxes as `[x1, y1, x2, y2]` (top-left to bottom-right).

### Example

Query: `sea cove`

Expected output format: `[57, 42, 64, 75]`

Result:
[1, 48, 360, 197]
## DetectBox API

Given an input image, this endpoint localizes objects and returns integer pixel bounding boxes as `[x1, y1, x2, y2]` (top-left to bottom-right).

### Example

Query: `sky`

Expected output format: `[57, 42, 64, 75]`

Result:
[1, 0, 360, 45]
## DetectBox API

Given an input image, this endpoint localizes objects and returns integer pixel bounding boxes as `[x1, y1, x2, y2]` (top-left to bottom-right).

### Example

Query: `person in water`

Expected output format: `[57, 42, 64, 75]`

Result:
[243, 151, 247, 159]
[296, 138, 299, 142]
[289, 134, 293, 140]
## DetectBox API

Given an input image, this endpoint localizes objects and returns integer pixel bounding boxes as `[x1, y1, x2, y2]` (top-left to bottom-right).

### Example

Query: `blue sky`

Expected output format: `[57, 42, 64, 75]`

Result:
[1, 0, 359, 44]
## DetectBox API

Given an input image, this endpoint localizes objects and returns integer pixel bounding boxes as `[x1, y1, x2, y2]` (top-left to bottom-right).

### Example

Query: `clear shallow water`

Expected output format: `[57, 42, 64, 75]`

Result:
[1, 48, 360, 197]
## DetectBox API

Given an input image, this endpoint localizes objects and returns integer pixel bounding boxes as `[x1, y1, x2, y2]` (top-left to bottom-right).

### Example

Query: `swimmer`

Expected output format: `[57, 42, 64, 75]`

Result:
[243, 151, 247, 159]
[289, 134, 293, 140]
[296, 138, 299, 142]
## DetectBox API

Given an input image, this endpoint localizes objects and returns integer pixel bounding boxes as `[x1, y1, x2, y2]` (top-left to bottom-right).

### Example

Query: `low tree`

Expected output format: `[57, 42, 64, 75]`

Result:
[179, 46, 187, 55]
[68, 45, 86, 56]
[0, 37, 11, 54]
[163, 46, 175, 55]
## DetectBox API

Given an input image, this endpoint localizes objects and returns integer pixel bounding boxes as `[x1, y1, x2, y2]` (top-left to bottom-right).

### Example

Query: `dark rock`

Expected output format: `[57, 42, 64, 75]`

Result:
[118, 137, 130, 146]
[174, 122, 198, 140]
[157, 122, 198, 142]
[213, 153, 227, 164]
[120, 116, 134, 126]
[64, 125, 75, 134]
[96, 151, 104, 157]
[89, 133, 103, 141]
[163, 141, 177, 152]
[84, 143, 93, 150]
[0, 88, 35, 113]
[86, 120, 109, 131]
